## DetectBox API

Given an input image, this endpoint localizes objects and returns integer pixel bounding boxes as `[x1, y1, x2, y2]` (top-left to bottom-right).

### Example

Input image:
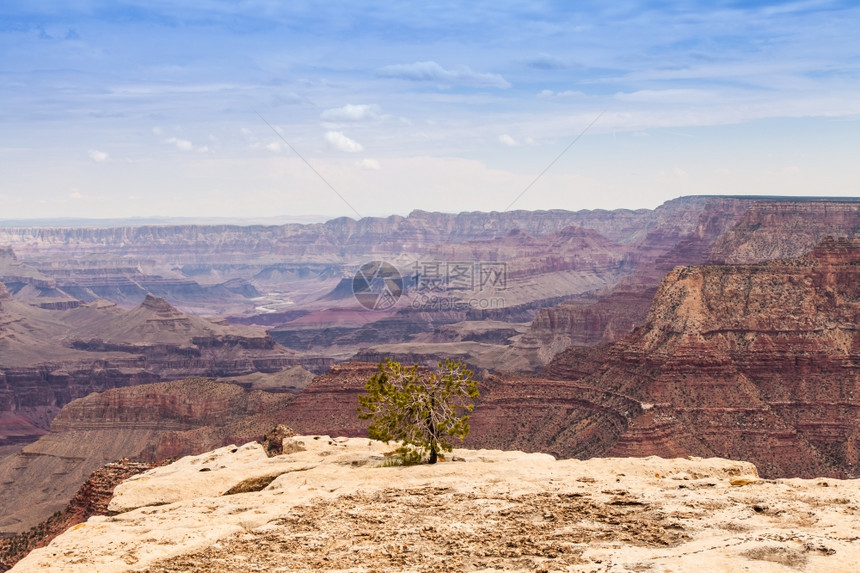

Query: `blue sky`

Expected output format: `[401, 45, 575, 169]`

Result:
[1, 1, 859, 220]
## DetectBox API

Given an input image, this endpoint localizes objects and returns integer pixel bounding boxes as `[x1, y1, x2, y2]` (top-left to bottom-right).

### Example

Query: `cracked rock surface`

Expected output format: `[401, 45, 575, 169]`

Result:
[11, 435, 860, 572]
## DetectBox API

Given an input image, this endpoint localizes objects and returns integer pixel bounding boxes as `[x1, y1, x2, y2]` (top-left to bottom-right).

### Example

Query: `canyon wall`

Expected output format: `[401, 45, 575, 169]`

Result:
[545, 236, 860, 478]
[0, 293, 325, 446]
[0, 378, 294, 536]
[517, 197, 860, 367]
[281, 237, 860, 479]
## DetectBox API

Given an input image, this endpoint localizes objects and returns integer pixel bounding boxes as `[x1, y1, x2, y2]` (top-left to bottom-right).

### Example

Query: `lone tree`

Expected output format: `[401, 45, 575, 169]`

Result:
[357, 358, 479, 464]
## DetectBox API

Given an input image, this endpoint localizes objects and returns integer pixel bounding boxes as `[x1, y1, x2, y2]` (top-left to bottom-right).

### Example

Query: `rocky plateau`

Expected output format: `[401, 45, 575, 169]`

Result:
[9, 436, 860, 572]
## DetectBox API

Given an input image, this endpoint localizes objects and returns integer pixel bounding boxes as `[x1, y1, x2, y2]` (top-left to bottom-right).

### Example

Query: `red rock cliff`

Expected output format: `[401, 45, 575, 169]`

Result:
[0, 378, 294, 536]
[547, 236, 860, 478]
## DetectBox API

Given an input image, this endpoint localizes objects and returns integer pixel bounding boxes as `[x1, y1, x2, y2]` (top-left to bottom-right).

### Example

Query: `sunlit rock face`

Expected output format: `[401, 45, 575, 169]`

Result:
[546, 237, 860, 479]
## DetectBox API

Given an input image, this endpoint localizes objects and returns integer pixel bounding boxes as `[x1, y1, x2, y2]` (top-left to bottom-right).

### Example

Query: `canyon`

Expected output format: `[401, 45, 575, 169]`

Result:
[0, 288, 323, 449]
[275, 236, 860, 480]
[4, 196, 858, 376]
[3, 194, 860, 548]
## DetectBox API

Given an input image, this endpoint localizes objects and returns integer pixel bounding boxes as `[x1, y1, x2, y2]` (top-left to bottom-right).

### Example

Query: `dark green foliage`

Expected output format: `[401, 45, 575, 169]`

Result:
[357, 358, 479, 465]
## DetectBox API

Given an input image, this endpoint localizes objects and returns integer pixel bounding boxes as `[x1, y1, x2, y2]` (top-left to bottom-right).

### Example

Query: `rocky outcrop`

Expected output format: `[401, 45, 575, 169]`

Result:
[0, 378, 296, 536]
[11, 438, 860, 573]
[514, 287, 658, 365]
[546, 236, 860, 478]
[507, 196, 756, 366]
[464, 374, 644, 459]
[0, 248, 56, 291]
[709, 198, 860, 263]
[0, 459, 159, 572]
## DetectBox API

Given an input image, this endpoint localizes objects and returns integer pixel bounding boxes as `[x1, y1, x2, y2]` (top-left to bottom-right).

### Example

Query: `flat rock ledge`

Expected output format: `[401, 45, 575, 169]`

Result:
[11, 436, 860, 572]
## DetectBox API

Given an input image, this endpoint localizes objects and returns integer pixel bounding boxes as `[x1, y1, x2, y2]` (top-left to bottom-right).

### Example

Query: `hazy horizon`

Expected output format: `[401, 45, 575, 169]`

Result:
[2, 1, 859, 220]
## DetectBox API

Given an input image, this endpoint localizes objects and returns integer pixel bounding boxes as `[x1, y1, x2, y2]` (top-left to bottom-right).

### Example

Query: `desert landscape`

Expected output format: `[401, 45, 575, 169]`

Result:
[3, 1, 859, 570]
[2, 196, 860, 571]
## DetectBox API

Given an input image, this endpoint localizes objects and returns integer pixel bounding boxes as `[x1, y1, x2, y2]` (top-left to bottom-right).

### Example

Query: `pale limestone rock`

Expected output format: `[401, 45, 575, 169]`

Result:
[11, 437, 860, 573]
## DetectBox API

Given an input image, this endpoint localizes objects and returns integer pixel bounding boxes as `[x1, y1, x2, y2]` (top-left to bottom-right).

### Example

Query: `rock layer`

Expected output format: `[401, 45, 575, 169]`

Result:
[0, 459, 159, 572]
[518, 197, 860, 368]
[0, 378, 295, 535]
[281, 237, 860, 479]
[546, 236, 860, 478]
[0, 293, 320, 446]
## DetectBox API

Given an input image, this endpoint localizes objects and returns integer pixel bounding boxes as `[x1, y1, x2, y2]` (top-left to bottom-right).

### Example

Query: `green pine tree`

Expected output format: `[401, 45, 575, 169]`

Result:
[357, 358, 479, 464]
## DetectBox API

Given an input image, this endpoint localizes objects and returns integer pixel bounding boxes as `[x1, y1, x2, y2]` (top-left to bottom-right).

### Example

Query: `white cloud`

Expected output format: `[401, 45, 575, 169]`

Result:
[537, 89, 585, 99]
[70, 191, 83, 200]
[165, 137, 209, 153]
[167, 137, 193, 151]
[265, 141, 281, 152]
[88, 149, 109, 162]
[356, 158, 381, 170]
[152, 126, 164, 136]
[325, 131, 364, 153]
[321, 104, 382, 122]
[614, 89, 716, 104]
[498, 134, 519, 147]
[377, 61, 510, 89]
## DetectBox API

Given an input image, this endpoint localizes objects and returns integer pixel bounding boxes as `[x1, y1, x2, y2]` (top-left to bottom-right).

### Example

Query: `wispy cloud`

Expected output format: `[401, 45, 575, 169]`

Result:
[377, 61, 511, 88]
[88, 149, 109, 162]
[325, 131, 364, 153]
[68, 189, 98, 201]
[614, 89, 718, 104]
[4, 1, 860, 218]
[321, 104, 382, 122]
[165, 137, 209, 153]
[537, 89, 585, 100]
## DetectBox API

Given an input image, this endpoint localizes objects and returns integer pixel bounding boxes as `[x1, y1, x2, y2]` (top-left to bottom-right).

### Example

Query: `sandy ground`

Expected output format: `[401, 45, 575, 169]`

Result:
[11, 436, 860, 573]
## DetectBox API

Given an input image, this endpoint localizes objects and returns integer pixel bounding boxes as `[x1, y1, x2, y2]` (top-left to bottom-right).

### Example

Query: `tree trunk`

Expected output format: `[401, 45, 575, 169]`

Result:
[427, 401, 438, 464]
